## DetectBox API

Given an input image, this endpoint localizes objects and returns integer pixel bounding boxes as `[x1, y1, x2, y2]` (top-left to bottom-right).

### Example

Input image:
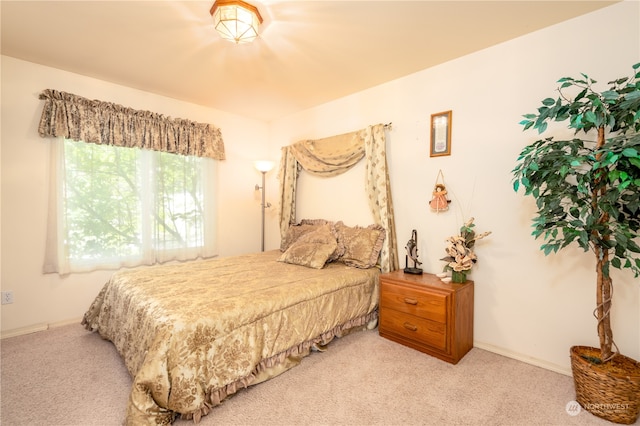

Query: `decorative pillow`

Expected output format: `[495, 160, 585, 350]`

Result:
[300, 219, 346, 261]
[280, 223, 318, 252]
[280, 219, 345, 261]
[334, 221, 386, 268]
[278, 224, 339, 269]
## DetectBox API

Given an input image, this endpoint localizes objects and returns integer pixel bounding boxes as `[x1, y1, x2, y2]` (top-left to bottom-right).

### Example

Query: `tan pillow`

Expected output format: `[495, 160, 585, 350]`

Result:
[278, 224, 339, 269]
[280, 223, 318, 252]
[280, 219, 345, 261]
[335, 221, 386, 268]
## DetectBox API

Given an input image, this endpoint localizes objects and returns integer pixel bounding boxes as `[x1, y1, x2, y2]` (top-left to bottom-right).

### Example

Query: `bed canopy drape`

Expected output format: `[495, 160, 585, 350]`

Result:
[278, 123, 399, 273]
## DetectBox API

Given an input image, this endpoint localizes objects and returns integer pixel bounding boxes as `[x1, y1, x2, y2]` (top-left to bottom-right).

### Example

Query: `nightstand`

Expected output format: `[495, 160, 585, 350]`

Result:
[378, 270, 474, 364]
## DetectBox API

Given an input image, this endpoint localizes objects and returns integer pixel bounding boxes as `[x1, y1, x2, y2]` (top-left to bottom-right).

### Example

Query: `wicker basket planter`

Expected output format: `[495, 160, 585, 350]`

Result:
[570, 346, 640, 424]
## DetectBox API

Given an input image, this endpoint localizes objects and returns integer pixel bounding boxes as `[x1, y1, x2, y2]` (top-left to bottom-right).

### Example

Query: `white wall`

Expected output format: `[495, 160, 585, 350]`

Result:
[1, 56, 269, 335]
[269, 1, 640, 374]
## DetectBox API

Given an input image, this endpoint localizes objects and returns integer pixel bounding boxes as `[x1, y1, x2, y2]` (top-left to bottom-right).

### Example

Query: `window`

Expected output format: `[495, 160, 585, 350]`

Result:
[45, 139, 216, 274]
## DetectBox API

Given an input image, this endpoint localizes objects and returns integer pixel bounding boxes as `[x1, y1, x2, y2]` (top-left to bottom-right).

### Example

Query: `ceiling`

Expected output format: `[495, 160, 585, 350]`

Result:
[1, 1, 619, 122]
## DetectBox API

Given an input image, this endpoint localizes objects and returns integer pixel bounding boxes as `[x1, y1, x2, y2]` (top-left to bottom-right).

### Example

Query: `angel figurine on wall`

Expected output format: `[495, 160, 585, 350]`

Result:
[404, 229, 423, 275]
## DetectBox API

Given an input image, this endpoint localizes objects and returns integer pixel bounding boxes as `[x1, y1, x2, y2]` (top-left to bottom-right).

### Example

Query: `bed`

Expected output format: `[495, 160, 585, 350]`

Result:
[82, 220, 387, 425]
[82, 124, 400, 425]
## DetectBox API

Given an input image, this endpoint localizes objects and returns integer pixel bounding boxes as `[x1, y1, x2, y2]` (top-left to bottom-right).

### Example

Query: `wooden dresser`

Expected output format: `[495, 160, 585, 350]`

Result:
[378, 270, 474, 364]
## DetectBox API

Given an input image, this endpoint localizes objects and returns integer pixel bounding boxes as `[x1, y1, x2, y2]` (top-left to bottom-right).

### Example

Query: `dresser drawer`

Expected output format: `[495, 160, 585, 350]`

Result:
[379, 271, 474, 364]
[379, 309, 447, 351]
[380, 281, 448, 323]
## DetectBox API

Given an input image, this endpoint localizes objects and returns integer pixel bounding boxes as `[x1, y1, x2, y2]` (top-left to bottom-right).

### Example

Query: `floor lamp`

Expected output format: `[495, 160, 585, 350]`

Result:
[254, 160, 274, 251]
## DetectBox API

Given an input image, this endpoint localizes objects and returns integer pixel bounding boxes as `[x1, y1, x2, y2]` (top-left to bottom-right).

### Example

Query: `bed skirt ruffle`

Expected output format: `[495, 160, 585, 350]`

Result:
[181, 310, 378, 423]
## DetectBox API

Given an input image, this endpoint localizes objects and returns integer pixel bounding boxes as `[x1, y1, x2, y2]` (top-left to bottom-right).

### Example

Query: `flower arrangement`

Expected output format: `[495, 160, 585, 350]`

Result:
[441, 218, 491, 280]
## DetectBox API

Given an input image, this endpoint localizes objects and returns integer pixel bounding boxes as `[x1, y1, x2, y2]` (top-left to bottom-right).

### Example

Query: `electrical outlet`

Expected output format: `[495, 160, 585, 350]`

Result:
[1, 291, 14, 305]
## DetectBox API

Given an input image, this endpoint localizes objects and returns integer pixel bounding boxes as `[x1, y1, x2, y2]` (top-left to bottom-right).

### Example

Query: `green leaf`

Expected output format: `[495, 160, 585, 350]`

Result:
[628, 240, 640, 253]
[579, 231, 589, 248]
[622, 148, 638, 158]
[611, 257, 621, 268]
[542, 98, 555, 106]
[532, 187, 539, 198]
[602, 90, 619, 102]
[623, 91, 640, 101]
[606, 154, 619, 165]
[575, 88, 587, 101]
[520, 120, 534, 131]
[537, 122, 548, 134]
[570, 114, 583, 129]
[592, 97, 603, 109]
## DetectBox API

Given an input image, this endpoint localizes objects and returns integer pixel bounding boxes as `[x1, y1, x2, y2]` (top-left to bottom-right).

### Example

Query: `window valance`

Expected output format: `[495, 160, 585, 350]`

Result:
[278, 124, 399, 272]
[37, 89, 225, 160]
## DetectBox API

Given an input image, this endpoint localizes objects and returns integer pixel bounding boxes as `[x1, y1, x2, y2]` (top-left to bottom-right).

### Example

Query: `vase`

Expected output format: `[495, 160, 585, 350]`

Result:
[451, 270, 467, 283]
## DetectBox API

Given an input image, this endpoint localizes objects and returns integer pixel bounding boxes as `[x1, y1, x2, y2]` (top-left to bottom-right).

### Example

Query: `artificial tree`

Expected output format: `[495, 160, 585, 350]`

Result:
[512, 64, 640, 422]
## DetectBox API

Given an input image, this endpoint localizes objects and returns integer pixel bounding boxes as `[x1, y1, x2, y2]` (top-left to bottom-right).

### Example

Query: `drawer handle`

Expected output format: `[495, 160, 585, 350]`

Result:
[403, 322, 418, 332]
[403, 298, 418, 305]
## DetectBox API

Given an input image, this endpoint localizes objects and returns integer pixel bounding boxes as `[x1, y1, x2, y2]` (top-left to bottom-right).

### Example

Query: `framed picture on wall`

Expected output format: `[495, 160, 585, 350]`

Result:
[430, 110, 452, 157]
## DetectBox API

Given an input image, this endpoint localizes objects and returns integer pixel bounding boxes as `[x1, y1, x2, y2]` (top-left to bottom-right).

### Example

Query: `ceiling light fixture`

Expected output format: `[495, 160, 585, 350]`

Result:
[210, 0, 263, 44]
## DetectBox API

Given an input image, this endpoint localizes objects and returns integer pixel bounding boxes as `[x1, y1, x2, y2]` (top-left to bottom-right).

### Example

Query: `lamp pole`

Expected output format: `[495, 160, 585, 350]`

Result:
[260, 170, 266, 252]
[254, 160, 274, 252]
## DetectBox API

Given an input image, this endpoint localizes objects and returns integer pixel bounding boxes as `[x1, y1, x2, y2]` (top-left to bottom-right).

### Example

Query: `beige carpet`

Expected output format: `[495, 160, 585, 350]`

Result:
[0, 323, 625, 426]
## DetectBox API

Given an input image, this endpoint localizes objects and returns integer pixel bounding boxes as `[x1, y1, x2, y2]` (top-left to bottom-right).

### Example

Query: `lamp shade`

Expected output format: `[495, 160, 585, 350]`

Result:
[254, 160, 275, 173]
[210, 0, 263, 44]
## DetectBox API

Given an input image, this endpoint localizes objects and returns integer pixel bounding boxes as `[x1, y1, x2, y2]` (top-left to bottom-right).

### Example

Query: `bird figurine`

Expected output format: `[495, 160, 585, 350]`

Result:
[404, 229, 423, 274]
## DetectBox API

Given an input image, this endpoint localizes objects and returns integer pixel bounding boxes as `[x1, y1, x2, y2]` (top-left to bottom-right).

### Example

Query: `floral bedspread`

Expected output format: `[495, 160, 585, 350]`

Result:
[82, 250, 379, 425]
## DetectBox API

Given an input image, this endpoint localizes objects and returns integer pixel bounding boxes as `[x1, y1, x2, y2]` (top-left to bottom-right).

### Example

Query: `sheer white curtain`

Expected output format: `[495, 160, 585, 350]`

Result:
[44, 139, 217, 275]
[38, 89, 223, 275]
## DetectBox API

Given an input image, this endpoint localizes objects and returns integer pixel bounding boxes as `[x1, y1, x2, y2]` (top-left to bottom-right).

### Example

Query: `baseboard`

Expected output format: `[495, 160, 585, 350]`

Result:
[474, 340, 573, 377]
[1, 318, 82, 340]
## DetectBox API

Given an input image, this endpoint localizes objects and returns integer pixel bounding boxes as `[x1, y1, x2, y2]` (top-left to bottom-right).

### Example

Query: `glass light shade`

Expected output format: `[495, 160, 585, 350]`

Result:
[254, 160, 274, 173]
[210, 0, 263, 44]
